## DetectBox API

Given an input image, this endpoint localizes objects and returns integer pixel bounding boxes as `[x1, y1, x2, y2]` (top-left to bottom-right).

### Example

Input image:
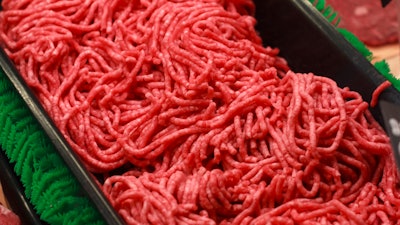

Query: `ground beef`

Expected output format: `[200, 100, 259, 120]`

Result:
[325, 0, 398, 46]
[0, 0, 399, 224]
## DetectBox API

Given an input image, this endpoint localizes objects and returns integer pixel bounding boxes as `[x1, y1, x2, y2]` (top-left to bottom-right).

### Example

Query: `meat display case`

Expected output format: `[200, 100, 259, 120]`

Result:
[0, 0, 398, 224]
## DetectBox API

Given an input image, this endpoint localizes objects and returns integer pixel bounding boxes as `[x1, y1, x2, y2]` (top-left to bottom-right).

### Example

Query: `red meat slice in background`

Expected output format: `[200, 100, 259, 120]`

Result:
[326, 0, 398, 46]
[0, 204, 20, 225]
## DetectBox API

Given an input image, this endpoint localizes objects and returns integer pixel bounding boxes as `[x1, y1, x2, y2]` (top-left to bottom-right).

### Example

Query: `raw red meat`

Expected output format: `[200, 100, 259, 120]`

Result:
[0, 204, 20, 225]
[325, 0, 398, 46]
[0, 0, 399, 224]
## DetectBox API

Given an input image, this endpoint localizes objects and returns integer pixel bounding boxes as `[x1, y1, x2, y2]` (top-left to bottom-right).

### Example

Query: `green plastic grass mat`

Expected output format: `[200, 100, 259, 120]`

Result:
[0, 67, 105, 225]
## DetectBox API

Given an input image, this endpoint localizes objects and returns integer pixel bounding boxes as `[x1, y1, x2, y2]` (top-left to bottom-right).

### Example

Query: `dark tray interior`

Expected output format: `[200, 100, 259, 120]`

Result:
[0, 0, 398, 224]
[255, 0, 400, 125]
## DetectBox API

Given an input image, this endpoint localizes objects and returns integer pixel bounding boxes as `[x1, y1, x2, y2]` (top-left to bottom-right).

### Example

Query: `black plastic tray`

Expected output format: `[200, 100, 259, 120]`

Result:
[0, 0, 399, 224]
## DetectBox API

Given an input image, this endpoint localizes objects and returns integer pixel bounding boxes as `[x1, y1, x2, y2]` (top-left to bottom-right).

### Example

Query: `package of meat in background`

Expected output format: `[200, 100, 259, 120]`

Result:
[326, 0, 398, 46]
[0, 204, 20, 225]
